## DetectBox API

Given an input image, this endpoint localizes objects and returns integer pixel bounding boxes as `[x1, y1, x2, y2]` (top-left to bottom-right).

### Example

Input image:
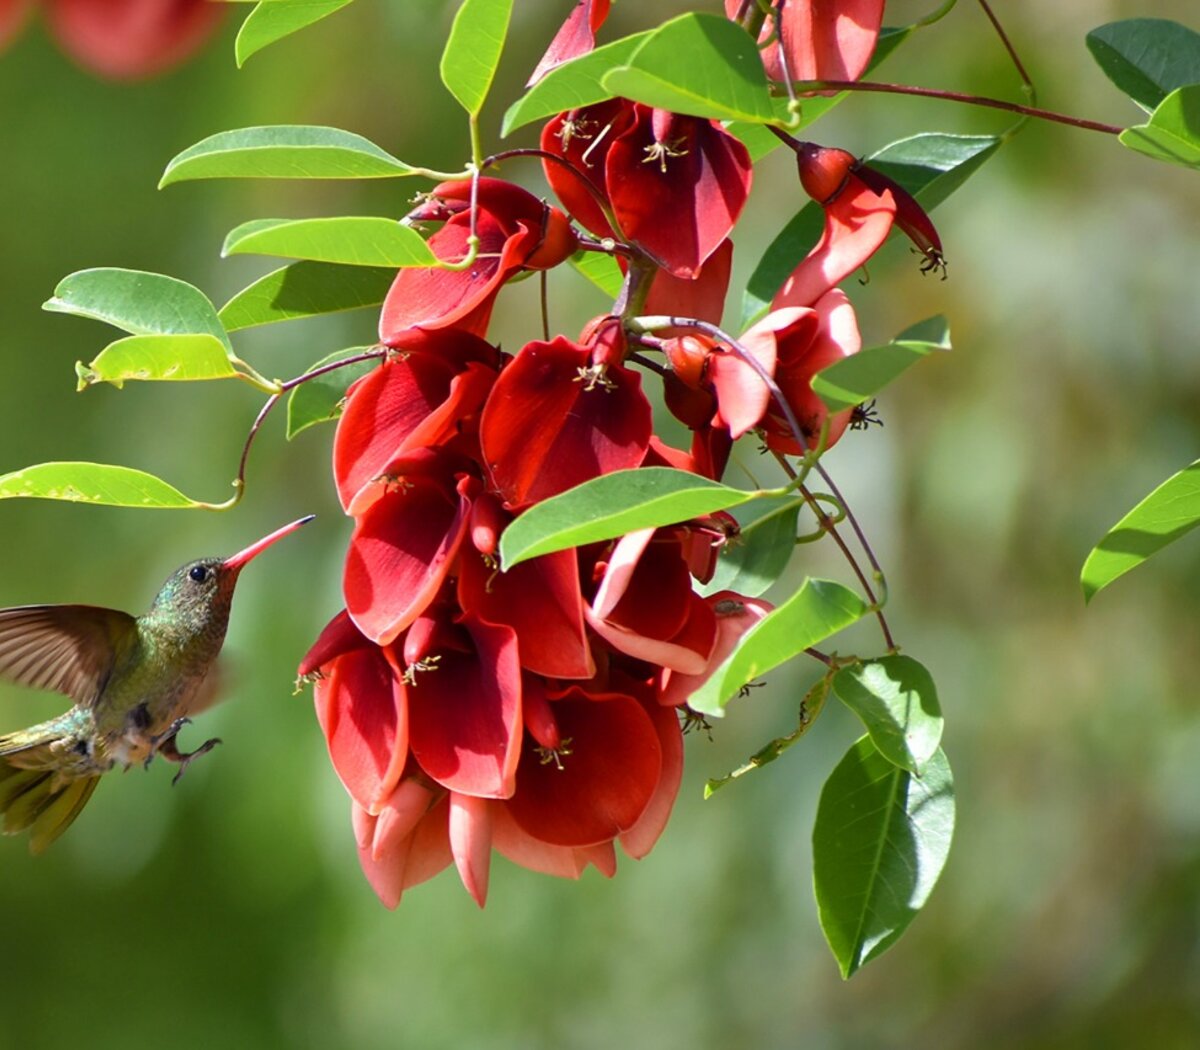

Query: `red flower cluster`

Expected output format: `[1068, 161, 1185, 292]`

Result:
[301, 0, 940, 908]
[0, 0, 223, 79]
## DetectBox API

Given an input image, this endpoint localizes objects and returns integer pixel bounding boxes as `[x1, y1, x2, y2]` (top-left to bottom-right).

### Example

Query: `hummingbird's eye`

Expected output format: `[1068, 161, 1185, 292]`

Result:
[189, 566, 209, 584]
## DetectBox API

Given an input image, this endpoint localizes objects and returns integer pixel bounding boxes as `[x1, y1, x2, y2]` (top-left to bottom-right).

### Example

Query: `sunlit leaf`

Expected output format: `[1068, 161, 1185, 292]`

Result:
[501, 30, 652, 135]
[1120, 85, 1200, 170]
[813, 738, 954, 978]
[569, 250, 624, 298]
[1082, 459, 1200, 601]
[499, 467, 758, 570]
[688, 579, 868, 716]
[287, 347, 377, 439]
[76, 334, 239, 391]
[236, 0, 357, 66]
[698, 498, 801, 598]
[222, 217, 435, 267]
[833, 656, 943, 774]
[1086, 18, 1200, 113]
[160, 126, 416, 186]
[741, 134, 1000, 328]
[44, 269, 230, 352]
[812, 315, 950, 413]
[0, 463, 210, 509]
[218, 261, 395, 331]
[602, 13, 774, 123]
[440, 0, 512, 116]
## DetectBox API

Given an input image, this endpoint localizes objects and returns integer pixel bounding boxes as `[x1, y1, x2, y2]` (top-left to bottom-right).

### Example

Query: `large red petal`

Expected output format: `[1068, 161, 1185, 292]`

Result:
[314, 644, 408, 811]
[642, 237, 733, 327]
[607, 112, 751, 278]
[47, 0, 224, 79]
[619, 702, 683, 858]
[343, 476, 472, 644]
[480, 337, 652, 507]
[407, 615, 523, 798]
[507, 692, 662, 847]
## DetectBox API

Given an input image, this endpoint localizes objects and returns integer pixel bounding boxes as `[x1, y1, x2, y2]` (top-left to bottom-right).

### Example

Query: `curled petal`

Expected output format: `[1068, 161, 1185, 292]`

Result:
[506, 692, 662, 847]
[298, 608, 371, 679]
[353, 795, 453, 909]
[407, 615, 523, 798]
[619, 703, 684, 858]
[480, 337, 652, 507]
[449, 792, 493, 908]
[314, 643, 408, 811]
[47, 0, 225, 79]
[373, 778, 440, 852]
[710, 312, 787, 439]
[659, 591, 773, 707]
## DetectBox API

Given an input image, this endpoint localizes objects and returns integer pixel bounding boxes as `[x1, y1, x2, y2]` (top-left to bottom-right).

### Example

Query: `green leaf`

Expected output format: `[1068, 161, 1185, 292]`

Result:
[287, 348, 377, 439]
[698, 499, 801, 598]
[812, 315, 950, 414]
[160, 126, 416, 186]
[218, 262, 395, 331]
[1081, 459, 1200, 601]
[1120, 85, 1200, 170]
[222, 217, 435, 268]
[688, 579, 868, 716]
[602, 13, 774, 123]
[1086, 19, 1200, 113]
[499, 467, 758, 570]
[236, 0, 357, 66]
[741, 133, 1001, 328]
[502, 31, 654, 135]
[44, 269, 230, 352]
[833, 656, 943, 774]
[813, 738, 955, 978]
[76, 334, 238, 391]
[0, 463, 209, 509]
[569, 249, 624, 299]
[440, 0, 512, 116]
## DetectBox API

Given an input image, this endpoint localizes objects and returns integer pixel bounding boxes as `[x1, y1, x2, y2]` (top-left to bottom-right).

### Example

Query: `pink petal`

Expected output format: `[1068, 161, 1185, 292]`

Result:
[373, 778, 439, 851]
[314, 644, 408, 811]
[343, 475, 472, 644]
[449, 791, 493, 907]
[490, 802, 589, 879]
[591, 528, 655, 619]
[507, 692, 662, 847]
[659, 592, 773, 707]
[710, 310, 791, 439]
[407, 615, 524, 798]
[728, 0, 884, 83]
[480, 337, 652, 507]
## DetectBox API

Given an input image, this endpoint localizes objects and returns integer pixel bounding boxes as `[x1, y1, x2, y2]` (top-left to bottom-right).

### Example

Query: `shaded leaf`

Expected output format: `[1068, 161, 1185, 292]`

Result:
[1086, 18, 1200, 113]
[76, 334, 238, 391]
[222, 217, 435, 267]
[688, 579, 868, 716]
[601, 13, 774, 123]
[813, 738, 954, 978]
[0, 463, 210, 509]
[812, 315, 950, 413]
[1120, 85, 1200, 170]
[1082, 459, 1200, 601]
[499, 467, 758, 570]
[833, 655, 943, 774]
[698, 498, 801, 598]
[44, 269, 230, 352]
[236, 0, 357, 66]
[287, 348, 377, 439]
[160, 126, 416, 186]
[218, 261, 395, 331]
[440, 0, 513, 116]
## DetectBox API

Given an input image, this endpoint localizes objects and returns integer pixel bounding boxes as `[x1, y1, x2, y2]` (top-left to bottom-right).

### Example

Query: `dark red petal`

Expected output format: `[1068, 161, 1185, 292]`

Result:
[298, 608, 370, 679]
[407, 615, 523, 798]
[314, 643, 407, 810]
[619, 701, 683, 857]
[642, 237, 733, 327]
[527, 0, 612, 85]
[607, 113, 752, 278]
[47, 0, 225, 79]
[660, 592, 773, 706]
[540, 100, 635, 239]
[343, 476, 472, 644]
[507, 692, 662, 847]
[458, 543, 594, 679]
[480, 337, 652, 507]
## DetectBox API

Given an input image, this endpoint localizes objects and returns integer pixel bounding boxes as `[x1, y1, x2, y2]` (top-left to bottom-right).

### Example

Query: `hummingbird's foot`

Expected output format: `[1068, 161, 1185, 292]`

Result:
[143, 717, 193, 770]
[156, 734, 223, 785]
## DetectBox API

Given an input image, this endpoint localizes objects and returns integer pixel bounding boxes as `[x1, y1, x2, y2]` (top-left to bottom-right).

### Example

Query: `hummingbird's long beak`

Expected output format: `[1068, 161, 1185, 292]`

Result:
[223, 515, 316, 572]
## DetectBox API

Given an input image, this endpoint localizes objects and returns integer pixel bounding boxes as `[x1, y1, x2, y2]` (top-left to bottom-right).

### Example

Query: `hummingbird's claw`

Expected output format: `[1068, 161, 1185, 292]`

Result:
[144, 717, 193, 770]
[167, 737, 222, 786]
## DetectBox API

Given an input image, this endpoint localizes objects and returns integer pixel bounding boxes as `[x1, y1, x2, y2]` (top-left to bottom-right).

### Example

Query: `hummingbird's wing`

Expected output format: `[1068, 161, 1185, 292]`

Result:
[0, 605, 136, 707]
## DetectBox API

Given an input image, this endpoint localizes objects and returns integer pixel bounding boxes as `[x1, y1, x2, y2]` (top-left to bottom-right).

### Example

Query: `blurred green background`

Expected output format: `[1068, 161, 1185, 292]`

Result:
[1, 1, 1198, 1047]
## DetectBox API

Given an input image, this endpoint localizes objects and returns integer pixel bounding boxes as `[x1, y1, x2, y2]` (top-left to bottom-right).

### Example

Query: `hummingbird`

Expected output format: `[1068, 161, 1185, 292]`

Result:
[0, 514, 314, 853]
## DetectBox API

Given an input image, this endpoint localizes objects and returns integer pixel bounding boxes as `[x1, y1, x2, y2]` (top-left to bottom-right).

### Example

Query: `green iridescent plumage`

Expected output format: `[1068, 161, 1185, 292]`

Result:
[0, 516, 313, 853]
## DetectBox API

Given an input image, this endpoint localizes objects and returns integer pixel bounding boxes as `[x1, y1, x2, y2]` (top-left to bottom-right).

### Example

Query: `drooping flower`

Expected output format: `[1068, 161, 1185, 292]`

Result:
[726, 0, 885, 84]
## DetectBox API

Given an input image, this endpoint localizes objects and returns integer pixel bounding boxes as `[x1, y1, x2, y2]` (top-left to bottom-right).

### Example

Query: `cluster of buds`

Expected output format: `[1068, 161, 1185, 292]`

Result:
[299, 0, 942, 907]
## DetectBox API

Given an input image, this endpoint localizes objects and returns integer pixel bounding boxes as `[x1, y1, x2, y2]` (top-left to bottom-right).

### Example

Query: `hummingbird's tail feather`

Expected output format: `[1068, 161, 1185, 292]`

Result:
[0, 720, 102, 852]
